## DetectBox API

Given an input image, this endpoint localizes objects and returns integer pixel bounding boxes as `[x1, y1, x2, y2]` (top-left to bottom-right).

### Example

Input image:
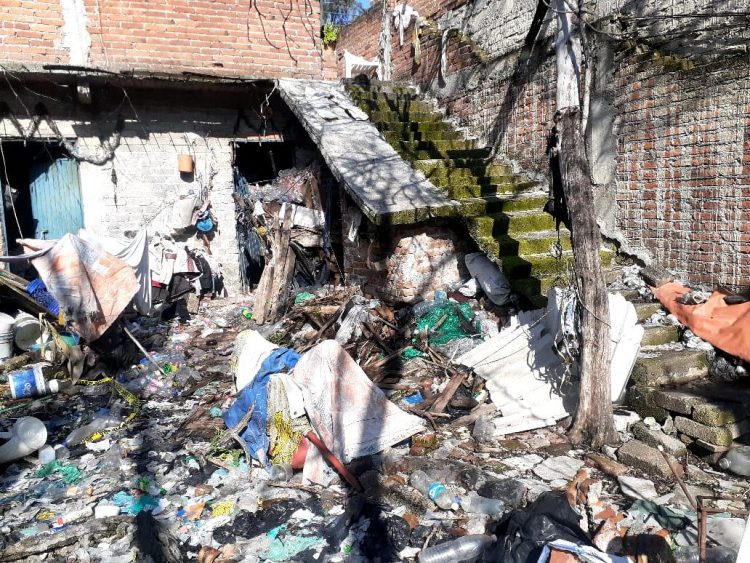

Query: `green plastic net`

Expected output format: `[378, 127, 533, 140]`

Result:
[414, 302, 479, 346]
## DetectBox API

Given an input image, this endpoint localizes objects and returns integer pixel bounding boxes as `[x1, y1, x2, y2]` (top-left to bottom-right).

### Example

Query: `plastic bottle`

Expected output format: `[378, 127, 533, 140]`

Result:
[64, 414, 121, 447]
[718, 445, 750, 477]
[418, 534, 494, 563]
[409, 470, 456, 510]
[434, 289, 448, 307]
[269, 463, 293, 481]
[124, 374, 177, 398]
[0, 416, 48, 464]
[4, 363, 60, 399]
[673, 546, 737, 563]
[460, 491, 505, 516]
[412, 300, 435, 318]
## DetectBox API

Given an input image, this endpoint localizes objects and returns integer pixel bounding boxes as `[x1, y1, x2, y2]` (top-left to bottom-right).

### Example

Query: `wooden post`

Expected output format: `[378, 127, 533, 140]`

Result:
[553, 0, 616, 448]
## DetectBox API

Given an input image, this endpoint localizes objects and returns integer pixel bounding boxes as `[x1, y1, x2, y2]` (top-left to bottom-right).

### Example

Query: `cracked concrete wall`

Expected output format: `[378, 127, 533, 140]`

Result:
[60, 0, 91, 66]
[338, 0, 750, 288]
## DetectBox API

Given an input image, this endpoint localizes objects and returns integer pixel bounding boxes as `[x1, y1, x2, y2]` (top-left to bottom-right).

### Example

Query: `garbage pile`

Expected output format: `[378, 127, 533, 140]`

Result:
[0, 237, 749, 562]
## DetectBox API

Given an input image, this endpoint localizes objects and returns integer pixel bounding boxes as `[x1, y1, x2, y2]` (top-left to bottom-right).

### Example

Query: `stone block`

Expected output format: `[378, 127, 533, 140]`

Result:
[617, 475, 659, 501]
[674, 416, 750, 447]
[692, 401, 748, 427]
[633, 301, 664, 322]
[631, 349, 709, 387]
[627, 386, 669, 422]
[641, 325, 679, 346]
[631, 422, 687, 456]
[617, 439, 683, 479]
[652, 390, 702, 415]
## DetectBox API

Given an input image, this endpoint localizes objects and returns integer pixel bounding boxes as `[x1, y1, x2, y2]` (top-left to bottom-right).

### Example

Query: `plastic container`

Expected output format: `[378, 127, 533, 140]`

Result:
[123, 374, 177, 398]
[25, 279, 59, 316]
[64, 415, 121, 447]
[418, 534, 494, 563]
[410, 470, 456, 510]
[0, 312, 15, 360]
[673, 546, 737, 563]
[269, 463, 293, 481]
[718, 445, 750, 477]
[38, 445, 56, 465]
[460, 491, 505, 516]
[412, 300, 435, 318]
[0, 416, 48, 464]
[14, 312, 48, 351]
[6, 364, 59, 399]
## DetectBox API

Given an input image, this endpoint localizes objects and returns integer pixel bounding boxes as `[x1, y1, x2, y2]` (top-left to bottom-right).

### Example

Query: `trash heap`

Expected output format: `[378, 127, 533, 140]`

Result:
[0, 238, 749, 562]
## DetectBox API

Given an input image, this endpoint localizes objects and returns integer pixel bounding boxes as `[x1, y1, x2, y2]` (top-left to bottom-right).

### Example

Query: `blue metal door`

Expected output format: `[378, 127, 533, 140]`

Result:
[29, 157, 83, 240]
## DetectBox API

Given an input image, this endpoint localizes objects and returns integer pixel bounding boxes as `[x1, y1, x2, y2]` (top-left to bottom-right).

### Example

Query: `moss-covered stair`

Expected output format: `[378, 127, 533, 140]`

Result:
[346, 81, 596, 306]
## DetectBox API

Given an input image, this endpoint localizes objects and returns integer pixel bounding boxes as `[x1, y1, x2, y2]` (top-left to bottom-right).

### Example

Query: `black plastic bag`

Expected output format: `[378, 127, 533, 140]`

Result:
[486, 491, 592, 563]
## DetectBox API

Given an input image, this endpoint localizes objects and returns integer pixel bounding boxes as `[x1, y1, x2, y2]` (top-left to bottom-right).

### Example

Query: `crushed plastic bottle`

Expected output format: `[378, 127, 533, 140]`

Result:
[64, 414, 121, 447]
[409, 470, 457, 510]
[718, 445, 750, 477]
[460, 491, 505, 516]
[418, 534, 494, 563]
[124, 374, 177, 398]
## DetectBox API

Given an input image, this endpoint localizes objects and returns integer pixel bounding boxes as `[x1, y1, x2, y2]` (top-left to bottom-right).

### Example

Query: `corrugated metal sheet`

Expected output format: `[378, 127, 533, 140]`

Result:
[29, 157, 83, 240]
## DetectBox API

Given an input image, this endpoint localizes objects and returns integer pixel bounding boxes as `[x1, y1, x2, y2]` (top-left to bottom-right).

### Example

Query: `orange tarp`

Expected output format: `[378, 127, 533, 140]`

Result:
[652, 282, 750, 362]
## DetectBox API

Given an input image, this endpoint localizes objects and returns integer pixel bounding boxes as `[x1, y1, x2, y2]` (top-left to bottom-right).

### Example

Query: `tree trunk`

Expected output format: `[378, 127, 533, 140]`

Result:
[553, 0, 616, 448]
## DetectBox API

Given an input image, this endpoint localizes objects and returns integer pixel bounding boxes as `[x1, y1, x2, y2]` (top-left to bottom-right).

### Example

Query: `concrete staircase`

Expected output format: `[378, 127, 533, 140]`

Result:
[346, 81, 582, 307]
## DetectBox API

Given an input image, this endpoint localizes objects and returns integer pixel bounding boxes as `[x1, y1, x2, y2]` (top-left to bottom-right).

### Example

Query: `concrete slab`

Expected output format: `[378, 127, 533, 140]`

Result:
[692, 401, 748, 427]
[631, 421, 687, 456]
[617, 439, 683, 479]
[652, 389, 702, 415]
[640, 325, 679, 346]
[531, 456, 584, 482]
[617, 475, 659, 501]
[630, 349, 709, 387]
[278, 79, 458, 225]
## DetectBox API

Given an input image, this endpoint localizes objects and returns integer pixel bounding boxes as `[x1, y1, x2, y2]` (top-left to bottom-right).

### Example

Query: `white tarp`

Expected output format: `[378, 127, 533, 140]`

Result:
[292, 340, 424, 485]
[458, 289, 643, 437]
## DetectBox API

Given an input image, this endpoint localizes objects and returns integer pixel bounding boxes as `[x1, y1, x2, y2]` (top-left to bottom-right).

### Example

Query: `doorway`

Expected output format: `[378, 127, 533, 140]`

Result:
[0, 142, 83, 262]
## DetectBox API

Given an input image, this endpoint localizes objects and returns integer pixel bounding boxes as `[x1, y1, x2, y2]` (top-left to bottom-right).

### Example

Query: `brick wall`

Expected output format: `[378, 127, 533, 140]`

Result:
[338, 0, 750, 289]
[341, 195, 471, 302]
[0, 0, 327, 80]
[0, 82, 305, 293]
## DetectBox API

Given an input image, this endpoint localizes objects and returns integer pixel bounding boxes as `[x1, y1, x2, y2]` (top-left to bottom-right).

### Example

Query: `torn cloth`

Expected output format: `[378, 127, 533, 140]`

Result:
[223, 348, 300, 466]
[653, 282, 750, 362]
[21, 234, 139, 342]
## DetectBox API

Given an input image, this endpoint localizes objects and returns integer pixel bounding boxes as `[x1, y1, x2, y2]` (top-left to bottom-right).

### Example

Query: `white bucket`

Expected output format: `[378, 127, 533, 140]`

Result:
[0, 313, 14, 360]
[14, 312, 47, 351]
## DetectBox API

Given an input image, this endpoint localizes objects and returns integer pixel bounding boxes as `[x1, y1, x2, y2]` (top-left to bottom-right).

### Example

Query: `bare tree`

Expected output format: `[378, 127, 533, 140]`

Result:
[552, 0, 616, 448]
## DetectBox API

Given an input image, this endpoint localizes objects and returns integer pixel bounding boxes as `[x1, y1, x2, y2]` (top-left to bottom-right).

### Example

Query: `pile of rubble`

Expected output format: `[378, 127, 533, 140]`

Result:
[0, 225, 749, 563]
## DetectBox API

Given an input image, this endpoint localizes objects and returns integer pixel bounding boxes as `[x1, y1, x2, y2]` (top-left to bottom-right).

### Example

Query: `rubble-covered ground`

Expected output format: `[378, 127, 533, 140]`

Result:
[1, 272, 749, 563]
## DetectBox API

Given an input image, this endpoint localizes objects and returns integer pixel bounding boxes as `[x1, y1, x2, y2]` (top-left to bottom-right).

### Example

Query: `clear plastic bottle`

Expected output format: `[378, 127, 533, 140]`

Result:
[124, 374, 177, 398]
[418, 534, 494, 563]
[673, 546, 737, 563]
[64, 414, 121, 447]
[409, 470, 456, 510]
[718, 445, 750, 477]
[269, 463, 293, 480]
[0, 416, 48, 463]
[460, 491, 505, 516]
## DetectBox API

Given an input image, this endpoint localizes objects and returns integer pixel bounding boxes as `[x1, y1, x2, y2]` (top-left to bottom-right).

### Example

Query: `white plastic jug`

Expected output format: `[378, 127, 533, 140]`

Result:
[0, 312, 14, 360]
[0, 417, 48, 464]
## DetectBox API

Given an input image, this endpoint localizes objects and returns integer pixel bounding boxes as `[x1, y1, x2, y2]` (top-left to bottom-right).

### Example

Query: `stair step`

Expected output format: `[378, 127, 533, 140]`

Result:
[630, 349, 709, 387]
[458, 193, 549, 216]
[469, 210, 558, 237]
[641, 324, 680, 346]
[383, 129, 462, 144]
[371, 110, 443, 124]
[495, 230, 572, 257]
[633, 301, 664, 322]
[500, 252, 573, 280]
[413, 160, 514, 177]
[445, 179, 539, 199]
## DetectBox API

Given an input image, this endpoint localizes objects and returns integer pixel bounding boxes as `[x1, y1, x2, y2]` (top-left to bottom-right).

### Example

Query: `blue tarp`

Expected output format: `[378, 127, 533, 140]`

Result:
[223, 348, 300, 465]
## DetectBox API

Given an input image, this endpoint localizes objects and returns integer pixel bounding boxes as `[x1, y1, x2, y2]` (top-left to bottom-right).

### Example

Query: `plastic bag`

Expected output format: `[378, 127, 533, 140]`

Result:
[465, 252, 511, 306]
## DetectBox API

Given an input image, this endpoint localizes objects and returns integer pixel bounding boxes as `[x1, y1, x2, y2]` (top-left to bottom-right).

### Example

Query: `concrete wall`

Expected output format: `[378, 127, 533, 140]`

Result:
[0, 82, 302, 293]
[337, 0, 750, 289]
[0, 0, 329, 79]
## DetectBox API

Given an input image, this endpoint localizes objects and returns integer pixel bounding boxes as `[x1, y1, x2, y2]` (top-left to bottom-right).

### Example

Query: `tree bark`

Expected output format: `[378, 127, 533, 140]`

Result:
[553, 0, 616, 448]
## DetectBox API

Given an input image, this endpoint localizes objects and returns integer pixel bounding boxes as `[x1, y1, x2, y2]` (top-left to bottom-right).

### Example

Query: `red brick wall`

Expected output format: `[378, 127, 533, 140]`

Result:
[338, 2, 750, 289]
[0, 0, 326, 79]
